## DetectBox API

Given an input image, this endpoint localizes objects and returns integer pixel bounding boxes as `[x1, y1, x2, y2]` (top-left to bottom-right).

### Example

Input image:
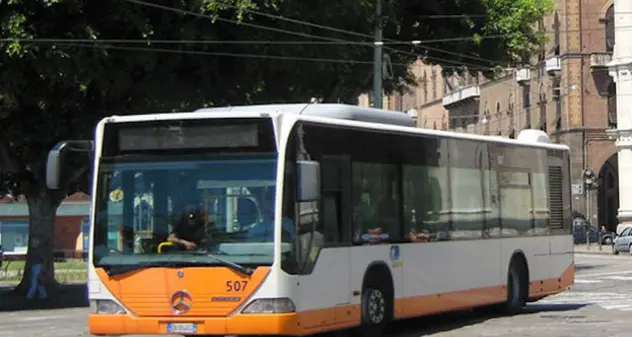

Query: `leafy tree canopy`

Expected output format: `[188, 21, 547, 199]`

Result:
[0, 0, 552, 291]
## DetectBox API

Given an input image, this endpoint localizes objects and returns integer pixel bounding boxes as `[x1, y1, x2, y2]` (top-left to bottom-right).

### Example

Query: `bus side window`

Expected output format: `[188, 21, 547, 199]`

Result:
[323, 193, 341, 243]
[351, 163, 400, 244]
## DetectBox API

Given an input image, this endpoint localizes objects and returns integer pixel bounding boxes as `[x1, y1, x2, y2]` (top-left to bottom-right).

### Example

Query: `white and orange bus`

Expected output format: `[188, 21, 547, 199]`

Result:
[46, 103, 574, 336]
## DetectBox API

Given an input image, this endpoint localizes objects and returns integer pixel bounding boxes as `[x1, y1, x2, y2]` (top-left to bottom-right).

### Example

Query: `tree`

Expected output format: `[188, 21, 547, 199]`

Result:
[0, 0, 552, 294]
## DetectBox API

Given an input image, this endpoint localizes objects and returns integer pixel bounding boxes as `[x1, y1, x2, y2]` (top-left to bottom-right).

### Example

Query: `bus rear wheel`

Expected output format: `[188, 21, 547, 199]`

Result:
[505, 262, 527, 315]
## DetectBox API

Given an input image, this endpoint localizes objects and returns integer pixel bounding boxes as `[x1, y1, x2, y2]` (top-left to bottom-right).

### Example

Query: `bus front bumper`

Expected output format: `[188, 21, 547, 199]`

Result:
[89, 313, 300, 336]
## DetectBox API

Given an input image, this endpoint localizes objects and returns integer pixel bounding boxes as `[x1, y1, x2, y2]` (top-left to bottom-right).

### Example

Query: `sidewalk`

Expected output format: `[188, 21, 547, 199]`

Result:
[574, 244, 616, 255]
[0, 282, 88, 312]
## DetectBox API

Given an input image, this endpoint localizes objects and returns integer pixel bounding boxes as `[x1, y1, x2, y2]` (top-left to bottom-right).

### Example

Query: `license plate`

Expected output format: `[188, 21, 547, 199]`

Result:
[167, 323, 198, 334]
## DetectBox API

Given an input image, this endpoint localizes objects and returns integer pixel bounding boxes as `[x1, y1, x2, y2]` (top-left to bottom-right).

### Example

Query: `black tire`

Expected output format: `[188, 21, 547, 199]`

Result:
[603, 237, 613, 245]
[505, 262, 526, 315]
[356, 274, 392, 337]
[613, 244, 619, 255]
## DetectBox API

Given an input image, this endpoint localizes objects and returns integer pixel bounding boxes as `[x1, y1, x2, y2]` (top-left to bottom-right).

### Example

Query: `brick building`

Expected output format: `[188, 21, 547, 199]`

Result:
[359, 0, 619, 231]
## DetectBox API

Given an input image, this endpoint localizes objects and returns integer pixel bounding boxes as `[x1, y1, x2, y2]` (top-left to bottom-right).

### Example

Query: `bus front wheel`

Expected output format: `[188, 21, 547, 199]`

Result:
[356, 270, 393, 337]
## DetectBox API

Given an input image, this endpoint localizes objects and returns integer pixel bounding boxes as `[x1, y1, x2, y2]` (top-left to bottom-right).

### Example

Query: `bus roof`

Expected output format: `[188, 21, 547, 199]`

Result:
[194, 103, 416, 127]
[106, 103, 414, 127]
[102, 103, 569, 151]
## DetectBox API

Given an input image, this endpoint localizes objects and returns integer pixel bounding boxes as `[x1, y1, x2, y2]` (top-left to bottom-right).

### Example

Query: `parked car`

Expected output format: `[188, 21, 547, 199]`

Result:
[573, 223, 615, 245]
[613, 226, 632, 254]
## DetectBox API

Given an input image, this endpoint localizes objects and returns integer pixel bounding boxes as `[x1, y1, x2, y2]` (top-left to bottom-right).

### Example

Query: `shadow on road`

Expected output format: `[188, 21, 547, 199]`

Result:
[575, 264, 601, 272]
[386, 303, 587, 336]
[0, 283, 88, 312]
[312, 301, 588, 337]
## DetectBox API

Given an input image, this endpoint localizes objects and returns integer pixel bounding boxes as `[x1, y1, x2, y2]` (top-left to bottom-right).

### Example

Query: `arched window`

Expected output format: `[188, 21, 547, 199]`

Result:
[539, 84, 547, 132]
[608, 82, 617, 128]
[508, 93, 515, 136]
[553, 12, 560, 55]
[606, 6, 615, 52]
[432, 69, 438, 99]
[421, 71, 428, 102]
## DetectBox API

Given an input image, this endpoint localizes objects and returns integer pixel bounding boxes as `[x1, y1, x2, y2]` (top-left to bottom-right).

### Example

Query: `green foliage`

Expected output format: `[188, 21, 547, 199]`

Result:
[481, 0, 555, 64]
[0, 0, 551, 198]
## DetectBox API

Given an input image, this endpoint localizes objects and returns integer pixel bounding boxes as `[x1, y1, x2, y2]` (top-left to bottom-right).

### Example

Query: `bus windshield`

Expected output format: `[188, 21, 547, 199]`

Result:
[91, 154, 291, 269]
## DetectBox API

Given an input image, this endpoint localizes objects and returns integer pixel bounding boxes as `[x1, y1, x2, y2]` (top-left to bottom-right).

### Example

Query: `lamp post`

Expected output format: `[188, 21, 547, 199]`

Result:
[583, 168, 600, 249]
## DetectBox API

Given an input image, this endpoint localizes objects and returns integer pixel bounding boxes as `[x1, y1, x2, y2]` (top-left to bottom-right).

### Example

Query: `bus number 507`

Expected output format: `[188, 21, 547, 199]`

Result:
[226, 280, 249, 292]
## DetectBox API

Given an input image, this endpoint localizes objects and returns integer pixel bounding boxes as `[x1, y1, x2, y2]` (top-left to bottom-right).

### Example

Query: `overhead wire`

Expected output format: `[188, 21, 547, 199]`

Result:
[120, 0, 500, 71]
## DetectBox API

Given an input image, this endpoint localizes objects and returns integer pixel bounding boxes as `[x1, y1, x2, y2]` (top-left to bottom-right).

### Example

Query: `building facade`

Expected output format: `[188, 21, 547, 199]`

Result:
[361, 0, 619, 231]
[609, 0, 632, 230]
[0, 192, 90, 258]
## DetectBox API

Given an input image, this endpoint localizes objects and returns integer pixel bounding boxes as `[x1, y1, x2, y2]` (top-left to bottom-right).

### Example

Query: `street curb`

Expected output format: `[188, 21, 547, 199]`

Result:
[574, 250, 614, 256]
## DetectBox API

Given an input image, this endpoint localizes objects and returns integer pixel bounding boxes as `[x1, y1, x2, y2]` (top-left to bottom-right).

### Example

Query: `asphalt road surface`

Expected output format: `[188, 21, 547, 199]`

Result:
[3, 252, 632, 337]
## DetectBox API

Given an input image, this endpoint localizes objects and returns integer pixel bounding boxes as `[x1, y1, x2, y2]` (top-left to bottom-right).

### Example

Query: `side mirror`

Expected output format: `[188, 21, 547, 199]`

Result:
[46, 141, 69, 190]
[296, 160, 321, 202]
[46, 140, 94, 190]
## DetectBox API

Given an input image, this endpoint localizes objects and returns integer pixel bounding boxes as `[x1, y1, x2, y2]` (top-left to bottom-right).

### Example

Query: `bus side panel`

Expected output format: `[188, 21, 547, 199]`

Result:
[349, 244, 404, 309]
[398, 239, 504, 319]
[498, 236, 573, 300]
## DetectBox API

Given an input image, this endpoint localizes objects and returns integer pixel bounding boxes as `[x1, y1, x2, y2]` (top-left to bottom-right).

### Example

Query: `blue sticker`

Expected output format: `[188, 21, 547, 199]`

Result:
[390, 245, 400, 261]
[360, 233, 390, 242]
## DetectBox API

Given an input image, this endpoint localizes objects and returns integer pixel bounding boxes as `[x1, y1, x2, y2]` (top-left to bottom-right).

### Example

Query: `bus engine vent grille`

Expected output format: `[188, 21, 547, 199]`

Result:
[548, 165, 563, 229]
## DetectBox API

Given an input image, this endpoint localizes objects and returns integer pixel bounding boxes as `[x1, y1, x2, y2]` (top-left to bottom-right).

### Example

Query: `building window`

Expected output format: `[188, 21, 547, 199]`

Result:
[432, 69, 437, 99]
[608, 82, 617, 128]
[606, 6, 615, 53]
[422, 72, 428, 102]
[539, 84, 547, 132]
[553, 12, 560, 55]
[508, 94, 515, 133]
[553, 77, 562, 130]
[0, 220, 29, 253]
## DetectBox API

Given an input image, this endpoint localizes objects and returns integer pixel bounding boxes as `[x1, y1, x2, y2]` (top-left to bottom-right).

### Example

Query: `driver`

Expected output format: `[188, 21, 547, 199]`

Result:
[167, 205, 210, 250]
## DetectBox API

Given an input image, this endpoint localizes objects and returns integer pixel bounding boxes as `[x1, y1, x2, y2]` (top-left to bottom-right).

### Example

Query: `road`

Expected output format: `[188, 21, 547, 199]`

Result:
[2, 253, 632, 337]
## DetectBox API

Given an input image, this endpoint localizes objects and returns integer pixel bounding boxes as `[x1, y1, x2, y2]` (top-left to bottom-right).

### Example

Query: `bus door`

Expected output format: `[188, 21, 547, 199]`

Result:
[296, 156, 351, 327]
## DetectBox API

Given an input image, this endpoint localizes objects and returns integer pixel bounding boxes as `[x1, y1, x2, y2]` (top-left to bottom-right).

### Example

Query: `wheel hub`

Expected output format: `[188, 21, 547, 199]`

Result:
[367, 289, 385, 324]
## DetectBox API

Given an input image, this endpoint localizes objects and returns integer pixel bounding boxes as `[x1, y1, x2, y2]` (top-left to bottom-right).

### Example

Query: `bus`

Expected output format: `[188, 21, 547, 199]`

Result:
[46, 103, 574, 336]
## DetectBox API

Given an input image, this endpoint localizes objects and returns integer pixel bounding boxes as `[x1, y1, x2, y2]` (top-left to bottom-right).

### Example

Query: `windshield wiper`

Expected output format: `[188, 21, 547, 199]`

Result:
[101, 261, 181, 277]
[185, 250, 254, 276]
[99, 252, 254, 277]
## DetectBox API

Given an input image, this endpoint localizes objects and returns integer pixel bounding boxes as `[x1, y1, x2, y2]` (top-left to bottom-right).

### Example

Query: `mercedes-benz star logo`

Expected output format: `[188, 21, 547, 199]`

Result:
[170, 290, 193, 315]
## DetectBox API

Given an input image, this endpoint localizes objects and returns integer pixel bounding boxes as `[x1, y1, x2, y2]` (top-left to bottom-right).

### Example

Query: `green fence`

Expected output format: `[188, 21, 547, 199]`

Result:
[0, 259, 87, 284]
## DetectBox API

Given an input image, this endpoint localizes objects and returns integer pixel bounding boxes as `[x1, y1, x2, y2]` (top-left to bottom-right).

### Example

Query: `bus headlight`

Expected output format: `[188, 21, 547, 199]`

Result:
[241, 298, 296, 314]
[90, 299, 126, 315]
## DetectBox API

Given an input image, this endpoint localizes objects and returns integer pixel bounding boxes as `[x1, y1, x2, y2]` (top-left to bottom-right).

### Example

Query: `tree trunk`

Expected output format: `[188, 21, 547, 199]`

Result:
[13, 187, 63, 295]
